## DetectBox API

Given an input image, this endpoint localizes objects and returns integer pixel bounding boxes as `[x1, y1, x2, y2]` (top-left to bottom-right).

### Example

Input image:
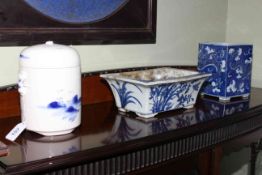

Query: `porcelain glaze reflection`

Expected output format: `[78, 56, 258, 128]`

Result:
[22, 133, 81, 162]
[197, 97, 250, 121]
[101, 68, 210, 118]
[104, 111, 198, 144]
[198, 43, 253, 101]
[104, 98, 250, 144]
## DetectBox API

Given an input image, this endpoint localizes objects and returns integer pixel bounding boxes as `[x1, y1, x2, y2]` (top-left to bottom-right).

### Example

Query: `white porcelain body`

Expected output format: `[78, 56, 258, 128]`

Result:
[101, 68, 210, 118]
[18, 41, 81, 136]
[19, 67, 81, 135]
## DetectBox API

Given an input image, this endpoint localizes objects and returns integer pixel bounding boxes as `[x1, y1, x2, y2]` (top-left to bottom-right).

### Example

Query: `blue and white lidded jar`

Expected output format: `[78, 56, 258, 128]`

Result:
[18, 41, 81, 136]
[198, 43, 253, 102]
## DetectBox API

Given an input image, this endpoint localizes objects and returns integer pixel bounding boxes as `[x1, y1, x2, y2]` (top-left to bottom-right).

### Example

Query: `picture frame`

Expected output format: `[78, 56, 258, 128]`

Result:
[0, 0, 156, 46]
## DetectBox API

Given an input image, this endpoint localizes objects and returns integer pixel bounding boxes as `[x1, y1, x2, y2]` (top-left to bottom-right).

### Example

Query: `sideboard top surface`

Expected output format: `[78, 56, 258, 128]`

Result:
[1, 88, 262, 174]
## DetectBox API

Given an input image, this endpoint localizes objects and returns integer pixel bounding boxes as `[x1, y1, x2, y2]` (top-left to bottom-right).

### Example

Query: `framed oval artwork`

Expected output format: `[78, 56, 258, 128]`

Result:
[0, 0, 156, 45]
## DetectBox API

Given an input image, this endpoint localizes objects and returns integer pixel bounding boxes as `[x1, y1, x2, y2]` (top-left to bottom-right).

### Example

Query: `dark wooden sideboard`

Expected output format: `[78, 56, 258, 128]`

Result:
[1, 66, 262, 175]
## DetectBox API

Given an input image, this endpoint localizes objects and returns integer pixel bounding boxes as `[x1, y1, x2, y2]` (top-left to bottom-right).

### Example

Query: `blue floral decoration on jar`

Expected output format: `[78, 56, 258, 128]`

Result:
[47, 95, 81, 122]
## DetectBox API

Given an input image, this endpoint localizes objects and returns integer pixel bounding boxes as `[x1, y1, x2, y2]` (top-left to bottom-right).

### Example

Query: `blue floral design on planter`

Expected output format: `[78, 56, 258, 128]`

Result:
[47, 95, 81, 122]
[150, 84, 177, 113]
[111, 81, 142, 108]
[149, 80, 201, 113]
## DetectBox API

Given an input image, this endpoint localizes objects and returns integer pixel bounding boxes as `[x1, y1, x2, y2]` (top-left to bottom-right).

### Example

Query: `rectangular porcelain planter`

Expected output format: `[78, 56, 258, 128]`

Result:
[100, 68, 210, 118]
[198, 43, 253, 101]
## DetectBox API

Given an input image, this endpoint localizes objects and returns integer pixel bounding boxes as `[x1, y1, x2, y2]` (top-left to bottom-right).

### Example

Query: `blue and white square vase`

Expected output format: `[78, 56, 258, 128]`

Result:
[198, 43, 253, 102]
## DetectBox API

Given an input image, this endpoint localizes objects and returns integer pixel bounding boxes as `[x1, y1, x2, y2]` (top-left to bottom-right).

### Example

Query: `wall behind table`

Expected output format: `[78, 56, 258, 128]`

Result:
[0, 0, 228, 87]
[226, 0, 262, 88]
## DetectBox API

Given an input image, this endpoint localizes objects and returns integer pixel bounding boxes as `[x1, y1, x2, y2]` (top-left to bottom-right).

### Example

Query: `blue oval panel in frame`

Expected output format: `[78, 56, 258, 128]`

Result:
[23, 0, 129, 24]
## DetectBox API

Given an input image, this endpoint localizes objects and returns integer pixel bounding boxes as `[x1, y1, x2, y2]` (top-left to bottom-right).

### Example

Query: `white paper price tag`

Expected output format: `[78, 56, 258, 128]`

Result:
[5, 123, 26, 142]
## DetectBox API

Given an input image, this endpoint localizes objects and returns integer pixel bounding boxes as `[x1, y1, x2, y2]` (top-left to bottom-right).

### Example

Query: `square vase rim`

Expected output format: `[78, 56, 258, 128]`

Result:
[199, 42, 253, 46]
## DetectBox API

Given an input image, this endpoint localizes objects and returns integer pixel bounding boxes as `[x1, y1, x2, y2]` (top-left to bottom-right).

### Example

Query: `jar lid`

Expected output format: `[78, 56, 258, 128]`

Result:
[19, 41, 80, 68]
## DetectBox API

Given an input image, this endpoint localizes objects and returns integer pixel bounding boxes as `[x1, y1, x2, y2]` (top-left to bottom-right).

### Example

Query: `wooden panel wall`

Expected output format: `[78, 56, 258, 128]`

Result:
[0, 75, 113, 119]
[0, 90, 20, 118]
